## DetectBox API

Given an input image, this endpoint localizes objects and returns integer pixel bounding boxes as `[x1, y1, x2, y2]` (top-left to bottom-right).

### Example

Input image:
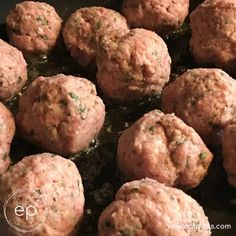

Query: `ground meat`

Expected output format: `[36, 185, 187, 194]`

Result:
[98, 178, 211, 236]
[63, 7, 129, 67]
[96, 28, 171, 101]
[117, 110, 213, 189]
[222, 121, 236, 188]
[162, 68, 236, 145]
[0, 153, 84, 235]
[190, 0, 236, 70]
[0, 102, 15, 174]
[6, 1, 62, 54]
[0, 39, 27, 100]
[16, 74, 105, 156]
[122, 0, 189, 34]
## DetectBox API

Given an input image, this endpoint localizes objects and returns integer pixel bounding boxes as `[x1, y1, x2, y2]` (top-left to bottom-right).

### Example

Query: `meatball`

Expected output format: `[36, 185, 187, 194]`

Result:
[0, 153, 84, 235]
[63, 7, 129, 67]
[117, 110, 213, 189]
[96, 28, 171, 101]
[98, 178, 211, 236]
[0, 39, 27, 100]
[6, 1, 62, 54]
[0, 102, 15, 174]
[190, 0, 236, 70]
[16, 74, 105, 156]
[122, 0, 189, 34]
[162, 68, 236, 145]
[222, 121, 236, 187]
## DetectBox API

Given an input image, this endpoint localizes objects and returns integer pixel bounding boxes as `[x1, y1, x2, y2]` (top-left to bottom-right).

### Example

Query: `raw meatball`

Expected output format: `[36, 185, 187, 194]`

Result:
[63, 7, 129, 67]
[97, 28, 171, 101]
[222, 121, 236, 187]
[16, 74, 105, 156]
[6, 1, 62, 54]
[0, 39, 27, 100]
[122, 0, 189, 34]
[190, 0, 236, 70]
[0, 102, 15, 174]
[0, 153, 84, 235]
[162, 68, 236, 145]
[98, 178, 211, 236]
[117, 110, 213, 189]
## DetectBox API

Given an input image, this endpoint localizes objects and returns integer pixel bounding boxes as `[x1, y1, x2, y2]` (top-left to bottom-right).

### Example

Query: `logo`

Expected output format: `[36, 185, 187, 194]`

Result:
[3, 189, 47, 233]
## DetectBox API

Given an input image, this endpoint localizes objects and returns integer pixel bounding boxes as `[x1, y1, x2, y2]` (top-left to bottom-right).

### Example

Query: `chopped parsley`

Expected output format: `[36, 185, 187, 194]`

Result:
[36, 15, 49, 25]
[59, 100, 67, 107]
[96, 19, 102, 29]
[119, 229, 131, 236]
[199, 152, 207, 161]
[69, 92, 78, 101]
[35, 189, 42, 195]
[17, 76, 22, 84]
[3, 153, 8, 161]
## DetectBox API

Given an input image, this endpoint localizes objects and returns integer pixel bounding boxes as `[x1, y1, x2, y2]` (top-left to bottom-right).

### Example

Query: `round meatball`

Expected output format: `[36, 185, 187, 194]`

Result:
[122, 0, 189, 34]
[98, 178, 211, 236]
[190, 0, 236, 70]
[162, 68, 236, 145]
[117, 110, 213, 189]
[0, 102, 15, 174]
[0, 153, 84, 235]
[6, 1, 62, 54]
[16, 74, 105, 156]
[96, 28, 171, 101]
[63, 7, 129, 67]
[0, 39, 27, 100]
[222, 121, 236, 187]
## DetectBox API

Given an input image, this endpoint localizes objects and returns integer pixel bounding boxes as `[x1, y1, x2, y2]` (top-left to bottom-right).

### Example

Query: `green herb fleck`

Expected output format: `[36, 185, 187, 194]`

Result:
[185, 160, 190, 169]
[17, 76, 22, 84]
[35, 189, 42, 195]
[77, 105, 86, 114]
[40, 35, 48, 40]
[130, 187, 140, 193]
[120, 229, 131, 236]
[36, 16, 49, 25]
[199, 152, 207, 161]
[96, 19, 102, 29]
[176, 139, 186, 145]
[147, 125, 154, 134]
[59, 100, 67, 107]
[152, 51, 158, 57]
[3, 153, 8, 161]
[51, 154, 56, 158]
[105, 220, 114, 228]
[69, 92, 78, 101]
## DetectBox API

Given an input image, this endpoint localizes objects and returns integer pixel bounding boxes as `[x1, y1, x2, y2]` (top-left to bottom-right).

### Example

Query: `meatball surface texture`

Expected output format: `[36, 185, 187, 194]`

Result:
[7, 1, 62, 53]
[17, 74, 105, 155]
[118, 110, 213, 189]
[98, 178, 211, 236]
[0, 153, 84, 235]
[0, 39, 27, 100]
[190, 0, 236, 69]
[63, 7, 129, 67]
[222, 121, 236, 187]
[122, 0, 189, 34]
[97, 28, 171, 101]
[162, 68, 236, 145]
[0, 102, 15, 174]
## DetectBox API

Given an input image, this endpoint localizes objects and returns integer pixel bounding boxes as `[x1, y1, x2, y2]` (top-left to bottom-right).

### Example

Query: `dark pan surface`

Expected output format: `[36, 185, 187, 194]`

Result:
[0, 0, 236, 235]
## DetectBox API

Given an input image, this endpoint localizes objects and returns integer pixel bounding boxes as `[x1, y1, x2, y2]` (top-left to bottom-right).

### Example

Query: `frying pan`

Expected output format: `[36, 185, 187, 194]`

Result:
[0, 0, 235, 235]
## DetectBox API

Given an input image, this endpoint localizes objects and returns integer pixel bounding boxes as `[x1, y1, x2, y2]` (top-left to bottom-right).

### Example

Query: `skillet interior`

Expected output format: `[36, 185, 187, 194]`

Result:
[0, 0, 235, 235]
